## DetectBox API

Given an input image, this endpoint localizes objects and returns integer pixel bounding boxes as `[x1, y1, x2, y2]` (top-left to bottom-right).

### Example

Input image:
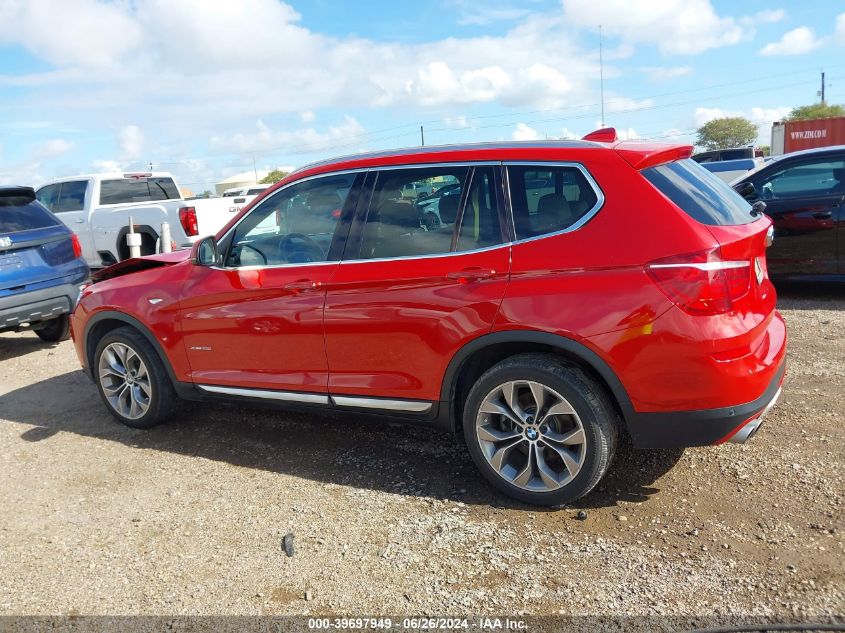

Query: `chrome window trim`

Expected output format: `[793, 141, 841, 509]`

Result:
[198, 384, 329, 404]
[338, 240, 510, 266]
[330, 395, 433, 413]
[503, 161, 606, 243]
[216, 160, 606, 269]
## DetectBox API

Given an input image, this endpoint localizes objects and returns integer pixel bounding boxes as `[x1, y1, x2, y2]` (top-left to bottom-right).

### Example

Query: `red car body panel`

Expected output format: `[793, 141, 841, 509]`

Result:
[71, 139, 787, 449]
[324, 246, 510, 400]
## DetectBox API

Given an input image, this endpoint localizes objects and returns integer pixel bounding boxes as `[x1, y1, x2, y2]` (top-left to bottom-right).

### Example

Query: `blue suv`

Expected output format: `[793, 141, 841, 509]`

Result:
[0, 186, 89, 342]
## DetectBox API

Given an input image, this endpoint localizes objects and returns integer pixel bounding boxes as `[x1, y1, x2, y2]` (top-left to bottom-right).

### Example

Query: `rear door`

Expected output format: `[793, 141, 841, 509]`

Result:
[323, 164, 511, 407]
[1, 189, 76, 294]
[745, 155, 844, 276]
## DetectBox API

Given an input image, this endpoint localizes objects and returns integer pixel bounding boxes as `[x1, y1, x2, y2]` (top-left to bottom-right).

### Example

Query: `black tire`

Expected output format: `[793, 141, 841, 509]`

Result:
[462, 353, 619, 506]
[33, 315, 70, 343]
[93, 326, 178, 429]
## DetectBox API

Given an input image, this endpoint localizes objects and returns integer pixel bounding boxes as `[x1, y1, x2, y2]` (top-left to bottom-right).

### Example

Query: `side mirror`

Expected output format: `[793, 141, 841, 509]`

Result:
[191, 235, 219, 266]
[733, 181, 756, 200]
[751, 200, 767, 217]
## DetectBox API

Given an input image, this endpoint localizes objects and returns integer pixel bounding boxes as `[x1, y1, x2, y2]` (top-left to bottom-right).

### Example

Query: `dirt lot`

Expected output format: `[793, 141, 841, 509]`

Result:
[0, 285, 843, 622]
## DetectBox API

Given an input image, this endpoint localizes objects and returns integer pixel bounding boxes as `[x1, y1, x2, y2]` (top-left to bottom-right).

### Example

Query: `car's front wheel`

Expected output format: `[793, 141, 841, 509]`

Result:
[94, 327, 177, 429]
[463, 353, 618, 506]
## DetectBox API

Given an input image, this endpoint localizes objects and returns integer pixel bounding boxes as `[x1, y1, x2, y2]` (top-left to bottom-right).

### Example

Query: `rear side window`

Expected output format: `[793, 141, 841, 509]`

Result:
[0, 195, 60, 233]
[508, 165, 600, 240]
[36, 184, 60, 211]
[643, 159, 753, 226]
[753, 159, 845, 199]
[99, 177, 180, 205]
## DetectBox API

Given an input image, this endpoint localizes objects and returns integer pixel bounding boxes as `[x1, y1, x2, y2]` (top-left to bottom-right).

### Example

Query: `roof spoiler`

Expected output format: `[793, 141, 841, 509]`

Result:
[0, 186, 36, 201]
[614, 144, 694, 170]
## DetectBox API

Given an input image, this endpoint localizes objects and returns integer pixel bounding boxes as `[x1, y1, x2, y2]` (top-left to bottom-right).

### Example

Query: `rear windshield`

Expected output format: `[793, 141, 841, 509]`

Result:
[643, 159, 754, 226]
[99, 177, 181, 205]
[0, 196, 60, 233]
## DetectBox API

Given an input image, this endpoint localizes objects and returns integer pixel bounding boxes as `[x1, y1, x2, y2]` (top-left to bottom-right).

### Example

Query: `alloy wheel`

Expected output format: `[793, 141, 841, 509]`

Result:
[475, 380, 587, 492]
[98, 342, 152, 420]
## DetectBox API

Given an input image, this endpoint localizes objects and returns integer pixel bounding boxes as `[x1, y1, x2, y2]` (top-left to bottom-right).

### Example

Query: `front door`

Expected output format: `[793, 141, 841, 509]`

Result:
[748, 156, 845, 276]
[324, 164, 511, 407]
[179, 172, 361, 396]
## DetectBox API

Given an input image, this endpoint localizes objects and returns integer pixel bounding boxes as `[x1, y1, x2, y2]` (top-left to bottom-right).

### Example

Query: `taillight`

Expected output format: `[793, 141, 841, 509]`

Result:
[645, 249, 751, 315]
[179, 206, 198, 237]
[71, 233, 83, 258]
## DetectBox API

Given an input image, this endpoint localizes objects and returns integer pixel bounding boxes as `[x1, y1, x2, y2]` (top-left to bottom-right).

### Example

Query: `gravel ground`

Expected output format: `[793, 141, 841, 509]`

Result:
[0, 284, 842, 623]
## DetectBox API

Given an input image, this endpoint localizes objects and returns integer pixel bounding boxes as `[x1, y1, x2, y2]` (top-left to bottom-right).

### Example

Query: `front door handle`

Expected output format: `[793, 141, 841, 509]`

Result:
[283, 279, 323, 292]
[812, 211, 833, 220]
[446, 267, 496, 283]
[74, 219, 85, 224]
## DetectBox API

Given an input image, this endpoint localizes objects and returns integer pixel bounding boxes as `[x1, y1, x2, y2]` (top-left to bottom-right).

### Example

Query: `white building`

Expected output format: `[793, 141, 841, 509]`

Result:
[214, 170, 270, 196]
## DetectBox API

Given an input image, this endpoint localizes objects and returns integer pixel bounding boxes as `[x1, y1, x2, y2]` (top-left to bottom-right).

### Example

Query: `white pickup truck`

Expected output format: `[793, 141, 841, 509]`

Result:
[35, 172, 243, 267]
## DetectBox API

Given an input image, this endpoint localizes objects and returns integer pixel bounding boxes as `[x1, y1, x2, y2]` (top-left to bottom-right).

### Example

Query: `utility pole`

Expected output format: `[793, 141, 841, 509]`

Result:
[253, 157, 258, 182]
[420, 125, 425, 147]
[821, 71, 826, 104]
[598, 24, 605, 127]
[148, 161, 153, 171]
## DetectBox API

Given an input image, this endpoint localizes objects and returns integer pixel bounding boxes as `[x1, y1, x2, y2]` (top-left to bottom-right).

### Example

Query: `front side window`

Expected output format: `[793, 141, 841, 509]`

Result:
[508, 165, 600, 240]
[225, 173, 356, 267]
[755, 159, 845, 199]
[55, 180, 88, 213]
[357, 166, 470, 260]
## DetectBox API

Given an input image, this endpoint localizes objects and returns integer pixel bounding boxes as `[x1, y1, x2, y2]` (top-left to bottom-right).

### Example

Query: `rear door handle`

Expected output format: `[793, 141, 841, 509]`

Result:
[812, 211, 833, 219]
[283, 279, 323, 292]
[446, 268, 496, 283]
[74, 219, 85, 224]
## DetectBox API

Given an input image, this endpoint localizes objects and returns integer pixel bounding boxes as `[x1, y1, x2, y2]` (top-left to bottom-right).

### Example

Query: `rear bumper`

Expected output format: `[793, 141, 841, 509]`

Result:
[0, 282, 83, 330]
[626, 355, 786, 448]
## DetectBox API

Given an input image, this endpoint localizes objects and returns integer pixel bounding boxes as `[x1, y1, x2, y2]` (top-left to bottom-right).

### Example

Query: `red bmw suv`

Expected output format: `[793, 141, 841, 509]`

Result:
[70, 130, 786, 506]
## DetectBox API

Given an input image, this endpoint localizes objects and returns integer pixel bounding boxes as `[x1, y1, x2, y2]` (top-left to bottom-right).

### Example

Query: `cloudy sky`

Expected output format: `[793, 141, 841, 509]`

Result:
[1, 0, 844, 192]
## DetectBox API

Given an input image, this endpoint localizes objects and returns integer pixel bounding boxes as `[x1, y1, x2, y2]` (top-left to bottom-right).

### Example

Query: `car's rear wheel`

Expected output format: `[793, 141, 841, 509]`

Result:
[33, 315, 70, 343]
[463, 353, 618, 506]
[94, 327, 177, 429]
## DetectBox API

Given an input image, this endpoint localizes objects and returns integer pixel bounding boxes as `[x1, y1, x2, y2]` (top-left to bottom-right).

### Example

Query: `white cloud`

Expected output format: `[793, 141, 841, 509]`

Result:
[31, 139, 74, 160]
[119, 125, 144, 160]
[443, 116, 470, 129]
[616, 128, 639, 141]
[209, 116, 367, 155]
[759, 27, 824, 56]
[0, 0, 142, 67]
[91, 159, 123, 174]
[753, 9, 786, 23]
[562, 0, 748, 55]
[300, 111, 316, 123]
[835, 13, 845, 43]
[640, 66, 693, 82]
[512, 123, 541, 141]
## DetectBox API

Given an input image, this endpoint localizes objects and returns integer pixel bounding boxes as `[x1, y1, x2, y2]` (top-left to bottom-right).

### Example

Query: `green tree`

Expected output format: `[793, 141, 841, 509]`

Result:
[200, 190, 213, 198]
[785, 102, 845, 121]
[695, 117, 758, 150]
[259, 169, 290, 184]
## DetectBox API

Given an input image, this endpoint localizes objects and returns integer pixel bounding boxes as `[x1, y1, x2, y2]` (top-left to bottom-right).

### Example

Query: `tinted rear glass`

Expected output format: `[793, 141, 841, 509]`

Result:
[643, 159, 753, 226]
[0, 197, 60, 233]
[99, 177, 180, 205]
